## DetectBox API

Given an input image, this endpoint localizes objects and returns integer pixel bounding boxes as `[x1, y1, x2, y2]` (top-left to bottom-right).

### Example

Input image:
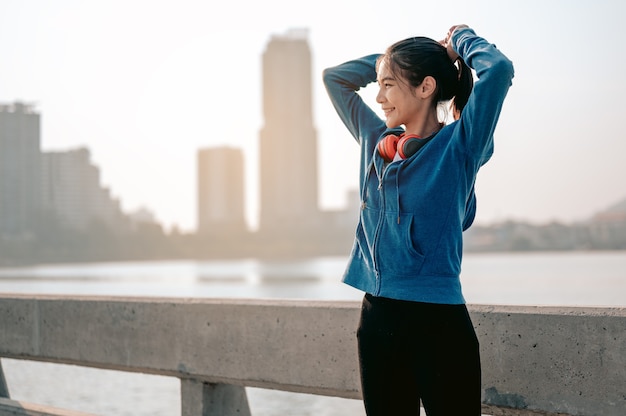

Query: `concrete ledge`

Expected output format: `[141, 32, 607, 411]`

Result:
[0, 398, 96, 416]
[471, 305, 626, 416]
[0, 296, 362, 397]
[0, 294, 624, 416]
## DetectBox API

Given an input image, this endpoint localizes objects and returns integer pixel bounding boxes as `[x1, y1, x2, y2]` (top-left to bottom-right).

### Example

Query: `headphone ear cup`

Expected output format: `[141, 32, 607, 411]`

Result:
[377, 134, 399, 162]
[397, 134, 426, 159]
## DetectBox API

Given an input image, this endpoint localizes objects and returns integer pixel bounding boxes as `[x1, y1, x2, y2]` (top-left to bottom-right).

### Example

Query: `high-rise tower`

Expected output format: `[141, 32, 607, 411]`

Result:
[197, 146, 246, 235]
[0, 102, 41, 238]
[259, 29, 320, 234]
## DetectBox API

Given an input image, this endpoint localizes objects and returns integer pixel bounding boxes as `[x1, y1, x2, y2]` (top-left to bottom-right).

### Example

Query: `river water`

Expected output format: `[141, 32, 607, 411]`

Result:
[1, 251, 625, 415]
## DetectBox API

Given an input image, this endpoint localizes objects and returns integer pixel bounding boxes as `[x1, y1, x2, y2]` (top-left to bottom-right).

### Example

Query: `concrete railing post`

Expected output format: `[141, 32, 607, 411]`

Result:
[180, 379, 251, 416]
[0, 360, 9, 398]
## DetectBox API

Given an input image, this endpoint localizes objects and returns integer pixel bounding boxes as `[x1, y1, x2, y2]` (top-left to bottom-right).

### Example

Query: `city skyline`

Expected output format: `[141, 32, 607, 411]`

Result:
[2, 96, 624, 257]
[3, 101, 620, 235]
[1, 1, 625, 231]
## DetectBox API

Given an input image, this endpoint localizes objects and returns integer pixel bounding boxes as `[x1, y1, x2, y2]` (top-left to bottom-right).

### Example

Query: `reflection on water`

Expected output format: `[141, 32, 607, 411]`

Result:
[0, 252, 625, 306]
[0, 256, 347, 281]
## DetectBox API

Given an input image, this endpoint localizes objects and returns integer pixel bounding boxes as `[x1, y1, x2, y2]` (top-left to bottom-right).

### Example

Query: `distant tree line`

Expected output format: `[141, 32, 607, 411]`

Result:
[1, 216, 625, 267]
[464, 219, 626, 252]
[0, 217, 356, 266]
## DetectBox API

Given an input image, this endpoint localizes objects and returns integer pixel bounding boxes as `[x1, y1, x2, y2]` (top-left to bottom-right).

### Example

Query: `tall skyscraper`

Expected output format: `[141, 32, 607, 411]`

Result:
[259, 29, 320, 234]
[197, 146, 246, 235]
[0, 102, 41, 238]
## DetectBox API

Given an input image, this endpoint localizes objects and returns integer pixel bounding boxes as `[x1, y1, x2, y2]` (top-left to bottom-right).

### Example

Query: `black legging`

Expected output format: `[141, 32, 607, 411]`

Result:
[357, 293, 482, 416]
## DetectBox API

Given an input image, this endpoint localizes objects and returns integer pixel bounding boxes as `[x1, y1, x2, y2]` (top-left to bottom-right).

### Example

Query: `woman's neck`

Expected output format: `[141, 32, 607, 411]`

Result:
[405, 113, 442, 138]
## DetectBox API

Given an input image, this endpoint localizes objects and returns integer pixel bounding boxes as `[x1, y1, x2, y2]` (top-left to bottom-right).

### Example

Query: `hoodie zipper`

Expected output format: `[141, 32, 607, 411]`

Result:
[371, 158, 399, 295]
[361, 158, 381, 295]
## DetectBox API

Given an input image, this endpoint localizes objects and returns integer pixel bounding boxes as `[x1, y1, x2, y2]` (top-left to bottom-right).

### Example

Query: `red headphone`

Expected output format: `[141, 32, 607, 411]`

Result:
[377, 133, 428, 163]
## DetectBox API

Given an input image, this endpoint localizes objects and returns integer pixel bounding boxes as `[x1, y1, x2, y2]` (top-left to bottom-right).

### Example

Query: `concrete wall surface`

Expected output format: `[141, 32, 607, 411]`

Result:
[0, 294, 624, 416]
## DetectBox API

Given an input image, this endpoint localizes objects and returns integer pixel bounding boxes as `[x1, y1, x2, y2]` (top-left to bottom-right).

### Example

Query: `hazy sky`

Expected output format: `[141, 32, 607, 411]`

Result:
[1, 1, 625, 231]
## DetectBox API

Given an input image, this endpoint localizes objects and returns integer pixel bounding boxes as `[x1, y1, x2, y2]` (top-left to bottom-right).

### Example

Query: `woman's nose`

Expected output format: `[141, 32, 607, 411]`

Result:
[376, 87, 385, 103]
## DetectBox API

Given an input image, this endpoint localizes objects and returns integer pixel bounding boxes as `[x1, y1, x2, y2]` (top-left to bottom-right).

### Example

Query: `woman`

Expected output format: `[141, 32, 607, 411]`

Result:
[323, 25, 514, 415]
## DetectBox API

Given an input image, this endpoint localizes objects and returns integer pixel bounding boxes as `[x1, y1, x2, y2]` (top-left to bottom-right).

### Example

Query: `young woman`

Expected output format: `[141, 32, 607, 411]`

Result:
[323, 25, 514, 415]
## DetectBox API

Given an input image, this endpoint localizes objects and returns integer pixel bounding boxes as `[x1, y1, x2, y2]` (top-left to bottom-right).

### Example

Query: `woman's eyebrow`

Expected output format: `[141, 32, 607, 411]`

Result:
[377, 76, 395, 83]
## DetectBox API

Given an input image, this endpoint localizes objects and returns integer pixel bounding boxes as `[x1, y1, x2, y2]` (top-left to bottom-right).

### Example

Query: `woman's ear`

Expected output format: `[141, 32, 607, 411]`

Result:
[417, 76, 437, 99]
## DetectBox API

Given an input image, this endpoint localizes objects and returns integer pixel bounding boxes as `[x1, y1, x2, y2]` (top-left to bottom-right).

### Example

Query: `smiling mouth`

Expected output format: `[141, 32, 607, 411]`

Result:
[383, 108, 394, 116]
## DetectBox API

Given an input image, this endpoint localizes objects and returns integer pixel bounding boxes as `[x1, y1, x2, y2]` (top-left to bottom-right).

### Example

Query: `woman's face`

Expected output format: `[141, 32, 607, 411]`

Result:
[376, 60, 424, 129]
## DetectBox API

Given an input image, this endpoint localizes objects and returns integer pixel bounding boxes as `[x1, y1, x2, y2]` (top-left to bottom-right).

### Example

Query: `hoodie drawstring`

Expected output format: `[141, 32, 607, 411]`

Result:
[395, 164, 402, 224]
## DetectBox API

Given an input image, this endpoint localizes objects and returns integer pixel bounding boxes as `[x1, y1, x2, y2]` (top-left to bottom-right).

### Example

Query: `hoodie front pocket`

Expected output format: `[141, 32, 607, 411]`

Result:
[353, 221, 373, 268]
[377, 214, 426, 277]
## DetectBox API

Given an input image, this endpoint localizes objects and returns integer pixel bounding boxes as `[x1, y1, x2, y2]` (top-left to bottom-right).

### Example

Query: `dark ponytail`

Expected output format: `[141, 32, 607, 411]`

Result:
[381, 36, 474, 118]
[451, 58, 473, 115]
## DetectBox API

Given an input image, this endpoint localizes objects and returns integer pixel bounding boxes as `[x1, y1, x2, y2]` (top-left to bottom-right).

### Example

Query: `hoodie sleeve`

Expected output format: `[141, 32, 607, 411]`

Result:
[322, 54, 388, 162]
[452, 27, 515, 165]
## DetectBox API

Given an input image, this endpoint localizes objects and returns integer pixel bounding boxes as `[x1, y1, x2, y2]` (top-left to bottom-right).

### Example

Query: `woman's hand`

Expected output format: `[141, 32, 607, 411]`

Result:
[441, 24, 469, 61]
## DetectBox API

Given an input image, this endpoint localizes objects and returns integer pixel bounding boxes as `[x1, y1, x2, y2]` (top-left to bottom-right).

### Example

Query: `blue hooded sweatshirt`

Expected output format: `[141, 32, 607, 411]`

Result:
[322, 27, 514, 304]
